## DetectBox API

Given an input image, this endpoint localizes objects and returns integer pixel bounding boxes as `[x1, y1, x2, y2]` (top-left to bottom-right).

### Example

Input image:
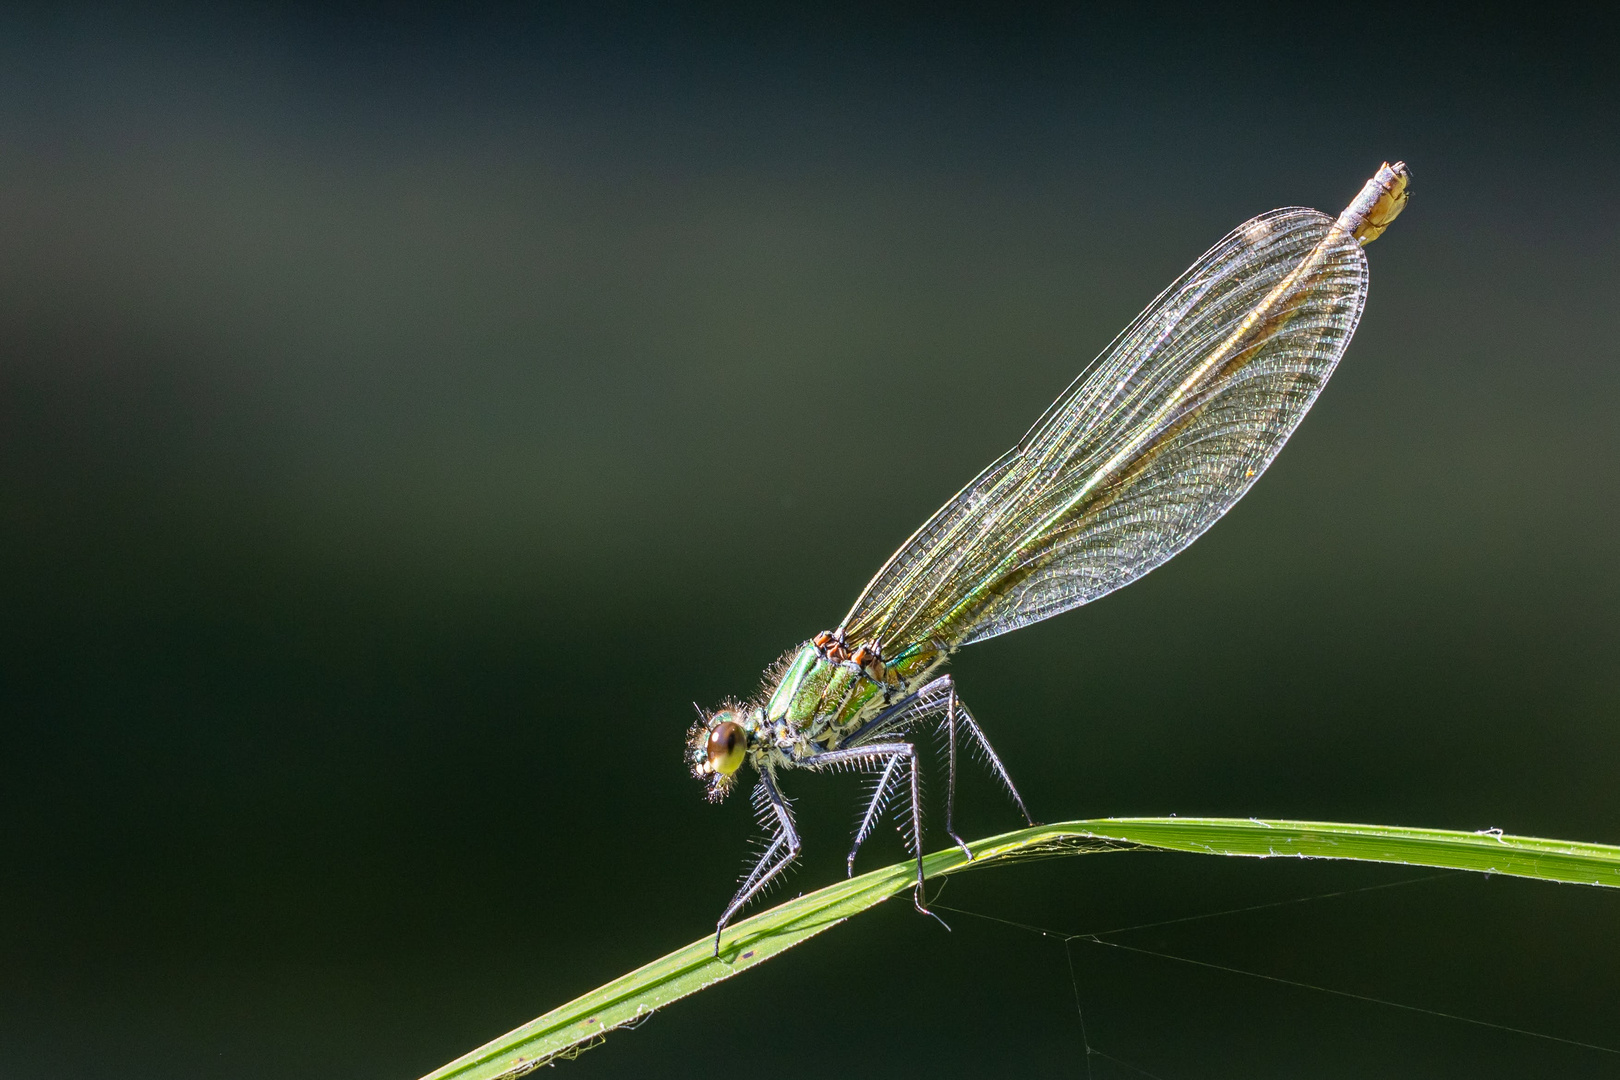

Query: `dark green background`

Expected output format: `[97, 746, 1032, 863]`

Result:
[1, 6, 1617, 1077]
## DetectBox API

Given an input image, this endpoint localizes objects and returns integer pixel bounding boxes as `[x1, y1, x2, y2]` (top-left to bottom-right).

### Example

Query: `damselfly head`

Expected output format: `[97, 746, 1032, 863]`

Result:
[688, 704, 753, 802]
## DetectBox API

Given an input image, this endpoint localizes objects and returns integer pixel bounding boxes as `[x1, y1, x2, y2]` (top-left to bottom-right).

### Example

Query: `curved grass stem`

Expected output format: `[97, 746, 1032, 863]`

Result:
[418, 817, 1620, 1079]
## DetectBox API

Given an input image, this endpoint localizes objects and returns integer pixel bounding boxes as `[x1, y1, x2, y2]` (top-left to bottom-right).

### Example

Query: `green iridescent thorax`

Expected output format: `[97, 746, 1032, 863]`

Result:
[762, 640, 949, 755]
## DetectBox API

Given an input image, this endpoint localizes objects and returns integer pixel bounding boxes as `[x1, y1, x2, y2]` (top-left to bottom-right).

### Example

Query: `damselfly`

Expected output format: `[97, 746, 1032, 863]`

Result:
[689, 162, 1412, 953]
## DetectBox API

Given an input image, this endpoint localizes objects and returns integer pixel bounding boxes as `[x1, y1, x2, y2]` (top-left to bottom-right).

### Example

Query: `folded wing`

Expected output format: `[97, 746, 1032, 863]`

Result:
[840, 207, 1368, 652]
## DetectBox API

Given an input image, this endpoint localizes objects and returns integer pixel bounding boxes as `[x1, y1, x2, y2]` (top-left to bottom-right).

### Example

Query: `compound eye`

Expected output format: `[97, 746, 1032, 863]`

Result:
[707, 720, 747, 776]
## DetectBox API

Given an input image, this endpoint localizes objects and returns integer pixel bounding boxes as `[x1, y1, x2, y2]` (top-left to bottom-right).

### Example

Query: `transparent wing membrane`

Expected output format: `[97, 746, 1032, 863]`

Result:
[841, 208, 1369, 651]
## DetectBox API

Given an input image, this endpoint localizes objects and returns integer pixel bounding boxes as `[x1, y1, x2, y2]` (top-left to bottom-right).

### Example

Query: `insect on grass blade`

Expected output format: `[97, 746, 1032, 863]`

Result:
[686, 162, 1413, 954]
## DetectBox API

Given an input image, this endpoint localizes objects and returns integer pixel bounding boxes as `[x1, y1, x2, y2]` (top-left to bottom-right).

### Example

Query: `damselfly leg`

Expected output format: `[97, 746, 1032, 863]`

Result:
[715, 767, 800, 956]
[811, 741, 925, 891]
[937, 677, 1034, 854]
[836, 675, 1033, 864]
[711, 678, 1035, 954]
[847, 752, 907, 874]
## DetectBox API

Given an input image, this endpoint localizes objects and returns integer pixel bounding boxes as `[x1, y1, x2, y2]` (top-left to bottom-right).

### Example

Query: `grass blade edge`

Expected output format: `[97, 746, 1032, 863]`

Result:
[419, 816, 1620, 1079]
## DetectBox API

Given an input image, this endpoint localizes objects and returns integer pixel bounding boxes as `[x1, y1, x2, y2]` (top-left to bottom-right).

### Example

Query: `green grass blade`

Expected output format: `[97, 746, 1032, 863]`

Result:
[420, 817, 1620, 1079]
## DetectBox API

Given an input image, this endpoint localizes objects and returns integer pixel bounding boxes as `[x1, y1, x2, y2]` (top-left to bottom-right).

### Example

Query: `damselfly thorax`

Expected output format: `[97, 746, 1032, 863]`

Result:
[690, 634, 947, 776]
[764, 633, 946, 749]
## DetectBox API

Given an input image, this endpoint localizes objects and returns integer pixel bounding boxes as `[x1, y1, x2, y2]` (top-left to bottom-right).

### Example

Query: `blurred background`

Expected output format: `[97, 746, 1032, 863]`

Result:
[1, 5, 1617, 1078]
